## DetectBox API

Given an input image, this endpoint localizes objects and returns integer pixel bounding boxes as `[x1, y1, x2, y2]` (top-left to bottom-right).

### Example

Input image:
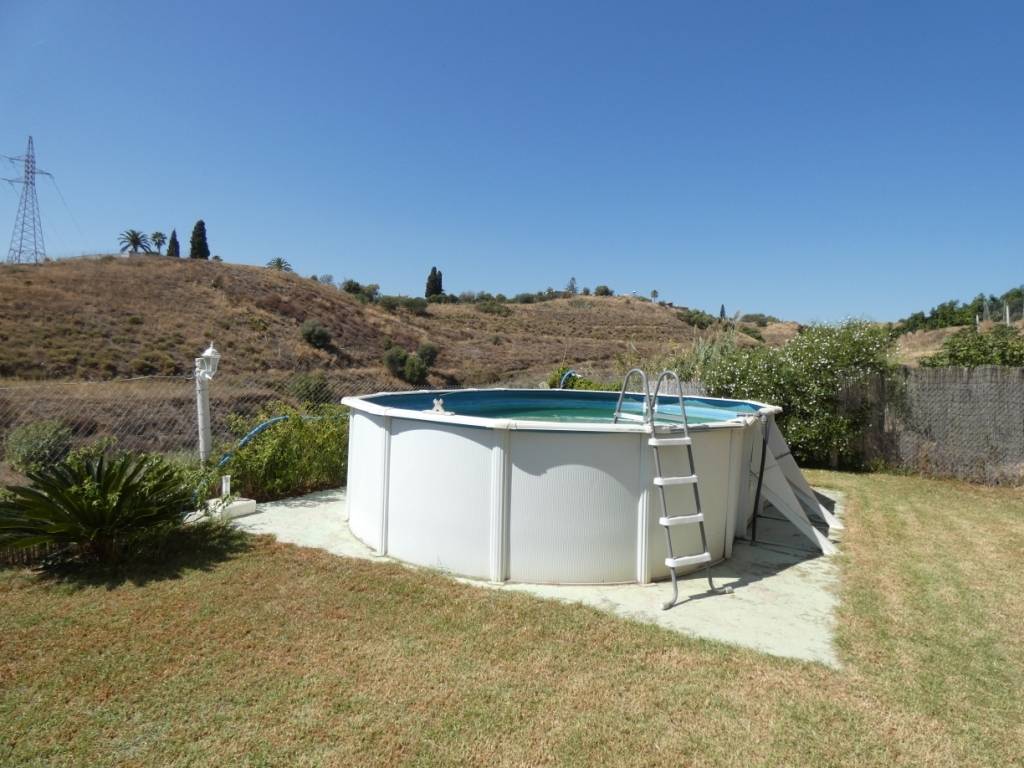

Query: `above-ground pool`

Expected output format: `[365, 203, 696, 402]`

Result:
[342, 388, 830, 585]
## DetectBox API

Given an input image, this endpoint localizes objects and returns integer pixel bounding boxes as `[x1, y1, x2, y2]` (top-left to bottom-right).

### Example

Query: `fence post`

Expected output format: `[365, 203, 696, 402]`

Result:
[194, 343, 221, 462]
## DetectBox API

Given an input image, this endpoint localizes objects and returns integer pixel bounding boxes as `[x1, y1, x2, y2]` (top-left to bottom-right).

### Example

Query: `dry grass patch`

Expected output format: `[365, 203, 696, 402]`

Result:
[2, 472, 1022, 766]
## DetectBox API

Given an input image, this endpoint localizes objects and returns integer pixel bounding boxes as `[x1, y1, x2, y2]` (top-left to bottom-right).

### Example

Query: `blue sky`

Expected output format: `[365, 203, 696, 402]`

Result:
[1, 1, 1020, 322]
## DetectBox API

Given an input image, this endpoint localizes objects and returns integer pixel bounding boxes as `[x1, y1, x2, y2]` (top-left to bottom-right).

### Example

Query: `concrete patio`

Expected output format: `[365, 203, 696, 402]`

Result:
[234, 488, 843, 667]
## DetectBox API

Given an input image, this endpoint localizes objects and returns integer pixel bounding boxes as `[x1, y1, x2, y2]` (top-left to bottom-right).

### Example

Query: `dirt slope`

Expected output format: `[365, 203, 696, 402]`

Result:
[0, 256, 793, 386]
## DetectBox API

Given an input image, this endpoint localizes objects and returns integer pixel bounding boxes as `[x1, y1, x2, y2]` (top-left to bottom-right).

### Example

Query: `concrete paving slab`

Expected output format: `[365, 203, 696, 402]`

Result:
[235, 488, 843, 667]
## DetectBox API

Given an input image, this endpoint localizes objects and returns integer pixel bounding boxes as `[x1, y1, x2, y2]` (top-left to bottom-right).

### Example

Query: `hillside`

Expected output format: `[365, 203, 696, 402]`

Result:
[0, 256, 795, 389]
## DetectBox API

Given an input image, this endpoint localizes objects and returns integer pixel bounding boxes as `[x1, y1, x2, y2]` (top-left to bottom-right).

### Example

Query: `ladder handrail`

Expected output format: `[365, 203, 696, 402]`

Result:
[651, 370, 691, 433]
[613, 368, 651, 424]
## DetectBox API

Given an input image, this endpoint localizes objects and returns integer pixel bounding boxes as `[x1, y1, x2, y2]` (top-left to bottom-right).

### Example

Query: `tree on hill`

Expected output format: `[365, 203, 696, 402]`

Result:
[118, 230, 151, 254]
[566, 277, 577, 295]
[151, 232, 166, 254]
[594, 285, 613, 296]
[189, 220, 210, 260]
[719, 304, 726, 320]
[166, 230, 180, 258]
[425, 266, 444, 298]
[266, 257, 293, 272]
[651, 289, 659, 300]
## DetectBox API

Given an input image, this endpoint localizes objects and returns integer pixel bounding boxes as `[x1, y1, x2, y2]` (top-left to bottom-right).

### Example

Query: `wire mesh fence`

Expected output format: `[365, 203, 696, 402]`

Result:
[878, 366, 1024, 485]
[0, 368, 409, 487]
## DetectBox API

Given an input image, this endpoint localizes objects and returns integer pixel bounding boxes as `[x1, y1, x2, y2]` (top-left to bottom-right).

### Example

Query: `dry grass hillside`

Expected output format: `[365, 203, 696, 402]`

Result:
[0, 256, 795, 387]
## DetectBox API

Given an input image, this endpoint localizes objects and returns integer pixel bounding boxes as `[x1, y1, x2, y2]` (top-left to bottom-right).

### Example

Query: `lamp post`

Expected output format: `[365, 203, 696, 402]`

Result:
[194, 343, 220, 462]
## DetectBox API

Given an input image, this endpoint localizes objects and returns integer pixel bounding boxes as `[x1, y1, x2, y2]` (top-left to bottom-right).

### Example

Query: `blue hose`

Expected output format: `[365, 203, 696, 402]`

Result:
[216, 415, 291, 468]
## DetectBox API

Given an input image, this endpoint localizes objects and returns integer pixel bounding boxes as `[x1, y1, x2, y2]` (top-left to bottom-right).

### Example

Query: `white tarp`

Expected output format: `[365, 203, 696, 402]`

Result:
[742, 417, 838, 555]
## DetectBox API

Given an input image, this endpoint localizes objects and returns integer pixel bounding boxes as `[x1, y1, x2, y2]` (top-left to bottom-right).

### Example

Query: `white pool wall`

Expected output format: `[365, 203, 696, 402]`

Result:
[344, 390, 778, 585]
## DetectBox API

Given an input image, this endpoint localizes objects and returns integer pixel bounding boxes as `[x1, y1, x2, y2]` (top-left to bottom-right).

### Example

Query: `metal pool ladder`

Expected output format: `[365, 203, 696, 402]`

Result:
[613, 369, 731, 610]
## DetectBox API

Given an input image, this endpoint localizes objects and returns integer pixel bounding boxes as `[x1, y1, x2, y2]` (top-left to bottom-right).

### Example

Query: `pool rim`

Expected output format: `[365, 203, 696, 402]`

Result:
[341, 387, 782, 434]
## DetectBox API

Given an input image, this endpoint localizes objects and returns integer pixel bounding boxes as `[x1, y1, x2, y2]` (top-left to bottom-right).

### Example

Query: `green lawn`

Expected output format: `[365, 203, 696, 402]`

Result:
[2, 471, 1022, 767]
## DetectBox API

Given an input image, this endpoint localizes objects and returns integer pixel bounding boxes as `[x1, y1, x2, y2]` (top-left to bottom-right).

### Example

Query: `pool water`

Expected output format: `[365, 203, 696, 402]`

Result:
[364, 389, 760, 425]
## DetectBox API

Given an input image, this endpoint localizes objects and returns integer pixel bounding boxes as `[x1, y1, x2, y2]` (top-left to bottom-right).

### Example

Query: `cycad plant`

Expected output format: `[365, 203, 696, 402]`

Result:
[0, 453, 193, 562]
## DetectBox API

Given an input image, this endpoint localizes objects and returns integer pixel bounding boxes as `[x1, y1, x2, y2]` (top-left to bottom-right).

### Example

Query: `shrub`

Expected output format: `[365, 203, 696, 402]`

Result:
[676, 308, 716, 329]
[476, 300, 511, 317]
[130, 351, 178, 375]
[594, 285, 613, 296]
[300, 320, 332, 349]
[288, 371, 334, 405]
[740, 313, 778, 327]
[384, 346, 408, 377]
[738, 325, 764, 342]
[921, 325, 1024, 367]
[689, 321, 895, 468]
[222, 404, 348, 502]
[0, 452, 194, 562]
[546, 366, 614, 391]
[400, 297, 428, 316]
[417, 342, 440, 367]
[4, 420, 73, 474]
[377, 295, 400, 312]
[403, 354, 429, 385]
[512, 293, 535, 304]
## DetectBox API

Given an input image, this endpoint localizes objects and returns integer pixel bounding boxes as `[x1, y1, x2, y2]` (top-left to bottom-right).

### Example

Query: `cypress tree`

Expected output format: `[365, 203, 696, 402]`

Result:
[166, 229, 180, 258]
[189, 220, 210, 260]
[425, 266, 444, 297]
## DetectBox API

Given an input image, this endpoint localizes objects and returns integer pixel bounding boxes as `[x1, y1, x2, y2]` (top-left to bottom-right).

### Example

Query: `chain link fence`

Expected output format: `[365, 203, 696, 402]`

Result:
[0, 365, 411, 487]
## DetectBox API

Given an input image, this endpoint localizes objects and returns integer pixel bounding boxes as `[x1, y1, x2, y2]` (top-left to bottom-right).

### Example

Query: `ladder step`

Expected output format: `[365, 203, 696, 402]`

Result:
[665, 552, 712, 568]
[648, 436, 691, 447]
[659, 513, 703, 527]
[653, 475, 698, 487]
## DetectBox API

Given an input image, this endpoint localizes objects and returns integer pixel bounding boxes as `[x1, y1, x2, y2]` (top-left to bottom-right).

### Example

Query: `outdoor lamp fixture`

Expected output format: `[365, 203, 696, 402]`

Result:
[196, 343, 220, 380]
[195, 343, 220, 462]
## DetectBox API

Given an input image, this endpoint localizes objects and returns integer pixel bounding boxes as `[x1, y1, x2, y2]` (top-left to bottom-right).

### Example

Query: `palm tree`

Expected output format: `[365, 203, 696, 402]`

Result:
[151, 231, 166, 255]
[266, 257, 293, 272]
[118, 229, 152, 254]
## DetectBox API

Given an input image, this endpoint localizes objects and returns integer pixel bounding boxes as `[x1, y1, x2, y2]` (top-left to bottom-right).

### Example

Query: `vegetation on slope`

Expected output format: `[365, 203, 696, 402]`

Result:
[0, 256, 795, 386]
[897, 286, 1023, 334]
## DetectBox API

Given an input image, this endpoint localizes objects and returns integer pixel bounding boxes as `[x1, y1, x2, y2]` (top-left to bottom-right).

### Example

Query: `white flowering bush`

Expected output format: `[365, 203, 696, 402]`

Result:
[691, 321, 896, 467]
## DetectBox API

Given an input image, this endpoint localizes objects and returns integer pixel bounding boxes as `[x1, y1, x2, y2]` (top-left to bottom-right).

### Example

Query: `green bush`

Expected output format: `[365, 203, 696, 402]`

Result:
[738, 325, 764, 342]
[377, 295, 401, 312]
[476, 300, 511, 317]
[4, 420, 73, 474]
[740, 313, 778, 327]
[594, 285, 613, 296]
[921, 325, 1024, 367]
[677, 321, 895, 468]
[0, 452, 194, 562]
[300, 320, 332, 349]
[223, 404, 348, 502]
[288, 371, 334, 405]
[546, 366, 614, 391]
[676, 308, 716, 329]
[403, 354, 429, 385]
[383, 346, 408, 377]
[417, 342, 440, 367]
[400, 297, 428, 316]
